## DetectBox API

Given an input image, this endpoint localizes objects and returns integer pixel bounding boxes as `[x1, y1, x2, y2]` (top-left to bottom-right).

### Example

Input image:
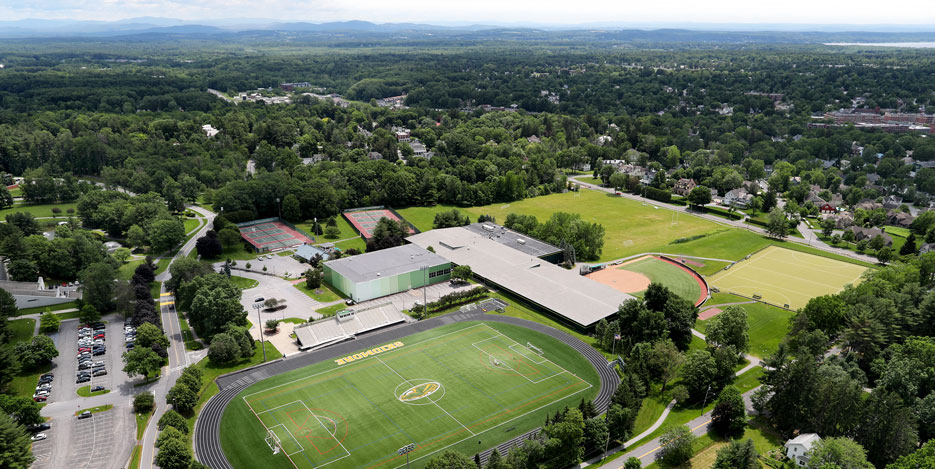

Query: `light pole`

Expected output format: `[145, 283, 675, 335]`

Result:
[253, 298, 267, 362]
[700, 384, 712, 417]
[397, 443, 415, 469]
[420, 265, 428, 319]
[276, 197, 281, 220]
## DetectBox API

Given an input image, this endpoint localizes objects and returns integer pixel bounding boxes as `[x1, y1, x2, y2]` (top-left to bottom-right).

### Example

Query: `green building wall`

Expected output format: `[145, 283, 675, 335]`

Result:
[324, 262, 451, 303]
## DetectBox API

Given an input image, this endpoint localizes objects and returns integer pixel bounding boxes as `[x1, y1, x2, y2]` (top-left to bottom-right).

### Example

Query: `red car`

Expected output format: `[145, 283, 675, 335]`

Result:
[77, 347, 90, 353]
[33, 396, 47, 402]
[93, 334, 105, 340]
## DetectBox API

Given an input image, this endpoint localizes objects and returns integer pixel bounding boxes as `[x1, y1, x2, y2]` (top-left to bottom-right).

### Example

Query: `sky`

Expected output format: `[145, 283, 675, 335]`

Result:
[2, 0, 935, 26]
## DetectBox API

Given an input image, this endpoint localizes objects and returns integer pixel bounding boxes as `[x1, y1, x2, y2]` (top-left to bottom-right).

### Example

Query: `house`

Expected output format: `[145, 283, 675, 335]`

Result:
[294, 244, 331, 263]
[819, 203, 837, 214]
[202, 124, 219, 137]
[887, 210, 915, 228]
[883, 195, 904, 210]
[394, 130, 411, 143]
[301, 154, 326, 165]
[785, 433, 821, 467]
[527, 135, 541, 144]
[866, 173, 882, 185]
[846, 226, 893, 246]
[805, 191, 827, 206]
[674, 178, 696, 196]
[367, 152, 384, 161]
[827, 211, 855, 228]
[855, 199, 883, 211]
[723, 188, 753, 208]
[920, 243, 935, 254]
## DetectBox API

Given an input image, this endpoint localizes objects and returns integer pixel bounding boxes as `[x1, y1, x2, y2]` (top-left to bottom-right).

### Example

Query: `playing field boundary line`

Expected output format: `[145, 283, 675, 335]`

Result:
[267, 423, 305, 456]
[255, 399, 304, 415]
[374, 355, 477, 437]
[472, 340, 565, 385]
[477, 323, 580, 384]
[242, 323, 488, 402]
[300, 401, 352, 467]
[509, 343, 547, 364]
[243, 395, 301, 469]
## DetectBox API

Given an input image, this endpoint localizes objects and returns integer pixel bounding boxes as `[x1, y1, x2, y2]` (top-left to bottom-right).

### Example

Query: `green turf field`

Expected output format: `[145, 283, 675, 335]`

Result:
[619, 257, 704, 304]
[707, 245, 868, 310]
[698, 299, 795, 359]
[220, 321, 598, 469]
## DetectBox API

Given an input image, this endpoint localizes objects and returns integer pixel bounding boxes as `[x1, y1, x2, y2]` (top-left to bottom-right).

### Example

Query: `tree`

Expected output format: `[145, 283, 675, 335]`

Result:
[217, 228, 241, 249]
[38, 312, 60, 333]
[136, 322, 170, 350]
[158, 409, 188, 434]
[366, 217, 409, 251]
[6, 259, 38, 282]
[821, 217, 836, 238]
[167, 382, 197, 414]
[14, 335, 58, 370]
[0, 395, 42, 427]
[900, 232, 918, 256]
[79, 304, 101, 325]
[767, 207, 787, 239]
[656, 425, 694, 467]
[123, 346, 163, 380]
[623, 457, 642, 469]
[324, 225, 340, 239]
[155, 435, 192, 469]
[796, 294, 848, 336]
[648, 340, 684, 393]
[281, 194, 301, 221]
[155, 426, 184, 449]
[711, 386, 746, 437]
[127, 224, 146, 250]
[433, 209, 471, 229]
[208, 332, 240, 364]
[855, 391, 918, 467]
[425, 451, 475, 469]
[305, 268, 323, 289]
[452, 265, 472, 283]
[609, 172, 629, 191]
[0, 288, 15, 342]
[0, 412, 34, 469]
[113, 247, 131, 263]
[888, 440, 935, 469]
[265, 319, 280, 332]
[688, 185, 712, 208]
[5, 212, 39, 236]
[195, 231, 223, 259]
[713, 439, 758, 469]
[79, 262, 117, 312]
[486, 448, 508, 469]
[541, 408, 585, 466]
[806, 437, 873, 469]
[189, 282, 246, 337]
[133, 392, 155, 414]
[148, 219, 185, 253]
[705, 305, 749, 354]
[165, 257, 212, 293]
[869, 235, 886, 252]
[0, 186, 12, 209]
[877, 246, 893, 264]
[681, 349, 718, 398]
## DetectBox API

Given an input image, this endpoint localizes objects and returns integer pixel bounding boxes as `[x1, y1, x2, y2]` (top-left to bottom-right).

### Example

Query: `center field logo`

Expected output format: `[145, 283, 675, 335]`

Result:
[398, 381, 442, 402]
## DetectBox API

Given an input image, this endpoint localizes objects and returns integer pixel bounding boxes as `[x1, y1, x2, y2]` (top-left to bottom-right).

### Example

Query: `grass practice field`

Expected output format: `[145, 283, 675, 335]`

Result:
[588, 256, 706, 306]
[707, 246, 867, 310]
[221, 322, 598, 469]
[698, 296, 796, 359]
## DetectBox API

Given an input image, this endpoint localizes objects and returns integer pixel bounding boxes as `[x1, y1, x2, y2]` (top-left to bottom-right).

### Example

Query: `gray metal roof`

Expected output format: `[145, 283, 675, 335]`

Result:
[462, 223, 563, 259]
[407, 228, 633, 327]
[323, 244, 449, 284]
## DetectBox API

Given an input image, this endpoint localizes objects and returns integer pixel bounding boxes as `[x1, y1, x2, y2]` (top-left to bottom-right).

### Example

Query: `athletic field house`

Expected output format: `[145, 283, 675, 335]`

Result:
[322, 244, 452, 303]
[237, 218, 316, 253]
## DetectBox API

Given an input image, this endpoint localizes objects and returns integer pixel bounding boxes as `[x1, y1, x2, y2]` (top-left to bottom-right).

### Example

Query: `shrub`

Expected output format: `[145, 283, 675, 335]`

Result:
[157, 409, 188, 434]
[133, 392, 155, 414]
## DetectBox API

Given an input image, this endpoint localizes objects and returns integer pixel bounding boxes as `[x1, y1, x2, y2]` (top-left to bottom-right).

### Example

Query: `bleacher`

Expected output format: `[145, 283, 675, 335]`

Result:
[293, 302, 409, 351]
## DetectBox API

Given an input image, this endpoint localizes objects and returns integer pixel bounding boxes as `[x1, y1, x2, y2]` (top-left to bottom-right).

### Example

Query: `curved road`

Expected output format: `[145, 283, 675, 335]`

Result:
[194, 310, 619, 468]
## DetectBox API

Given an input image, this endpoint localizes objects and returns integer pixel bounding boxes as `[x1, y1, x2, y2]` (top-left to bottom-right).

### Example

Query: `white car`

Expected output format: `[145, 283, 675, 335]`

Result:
[31, 433, 47, 441]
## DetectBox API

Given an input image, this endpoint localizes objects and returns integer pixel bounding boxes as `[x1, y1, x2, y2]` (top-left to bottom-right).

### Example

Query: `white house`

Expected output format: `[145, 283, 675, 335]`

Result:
[785, 433, 821, 467]
[723, 188, 753, 208]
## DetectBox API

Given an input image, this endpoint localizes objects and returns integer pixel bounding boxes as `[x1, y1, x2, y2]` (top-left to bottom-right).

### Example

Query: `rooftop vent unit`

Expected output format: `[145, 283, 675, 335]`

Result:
[482, 224, 495, 232]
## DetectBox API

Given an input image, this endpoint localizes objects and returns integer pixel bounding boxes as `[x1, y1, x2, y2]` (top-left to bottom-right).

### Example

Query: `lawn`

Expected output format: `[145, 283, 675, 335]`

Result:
[219, 321, 598, 469]
[9, 363, 50, 398]
[0, 202, 78, 219]
[16, 301, 78, 316]
[218, 242, 261, 261]
[699, 302, 795, 359]
[136, 411, 153, 440]
[333, 236, 367, 253]
[177, 312, 202, 350]
[396, 204, 468, 232]
[117, 259, 145, 280]
[9, 318, 35, 343]
[128, 445, 142, 469]
[54, 310, 82, 320]
[77, 385, 111, 397]
[296, 216, 359, 242]
[74, 404, 113, 415]
[610, 256, 704, 305]
[314, 303, 346, 317]
[707, 245, 868, 310]
[229, 276, 259, 290]
[295, 282, 343, 302]
[184, 218, 202, 235]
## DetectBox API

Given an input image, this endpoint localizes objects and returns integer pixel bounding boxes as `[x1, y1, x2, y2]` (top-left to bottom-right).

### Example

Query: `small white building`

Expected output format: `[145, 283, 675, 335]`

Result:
[785, 433, 821, 467]
[202, 124, 219, 137]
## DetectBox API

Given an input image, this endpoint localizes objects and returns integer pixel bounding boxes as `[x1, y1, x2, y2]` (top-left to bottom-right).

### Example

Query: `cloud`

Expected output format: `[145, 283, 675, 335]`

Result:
[2, 0, 935, 25]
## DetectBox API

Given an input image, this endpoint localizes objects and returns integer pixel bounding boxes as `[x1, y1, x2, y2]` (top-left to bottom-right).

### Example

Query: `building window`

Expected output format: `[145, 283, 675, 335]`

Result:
[427, 268, 451, 279]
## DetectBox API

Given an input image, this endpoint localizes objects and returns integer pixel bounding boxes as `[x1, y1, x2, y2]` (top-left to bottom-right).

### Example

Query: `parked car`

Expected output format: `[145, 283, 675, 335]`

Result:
[78, 363, 91, 370]
[92, 369, 107, 376]
[92, 349, 105, 356]
[77, 411, 91, 419]
[90, 386, 105, 393]
[33, 396, 47, 402]
[31, 433, 47, 441]
[76, 376, 90, 384]
[27, 423, 50, 433]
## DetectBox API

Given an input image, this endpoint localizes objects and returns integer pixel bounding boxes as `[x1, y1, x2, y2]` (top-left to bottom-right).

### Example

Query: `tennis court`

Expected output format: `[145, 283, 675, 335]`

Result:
[343, 208, 414, 239]
[707, 246, 868, 309]
[238, 219, 315, 252]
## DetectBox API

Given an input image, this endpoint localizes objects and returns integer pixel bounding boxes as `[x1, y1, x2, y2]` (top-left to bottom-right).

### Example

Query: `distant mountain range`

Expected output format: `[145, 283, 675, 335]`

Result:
[0, 18, 934, 42]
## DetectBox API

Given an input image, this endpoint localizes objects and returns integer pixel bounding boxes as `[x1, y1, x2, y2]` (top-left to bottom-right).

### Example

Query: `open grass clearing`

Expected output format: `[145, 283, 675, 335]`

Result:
[0, 202, 78, 219]
[230, 276, 259, 290]
[699, 301, 794, 359]
[74, 404, 113, 416]
[296, 216, 359, 242]
[135, 411, 153, 440]
[707, 245, 868, 310]
[294, 282, 343, 302]
[9, 318, 35, 343]
[16, 301, 78, 316]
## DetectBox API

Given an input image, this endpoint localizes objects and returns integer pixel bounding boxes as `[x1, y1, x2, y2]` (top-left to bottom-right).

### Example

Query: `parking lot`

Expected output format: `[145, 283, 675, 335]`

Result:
[70, 410, 117, 468]
[46, 317, 134, 402]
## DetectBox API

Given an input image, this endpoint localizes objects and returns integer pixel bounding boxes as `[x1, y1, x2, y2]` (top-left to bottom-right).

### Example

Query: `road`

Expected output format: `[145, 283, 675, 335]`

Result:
[138, 204, 215, 469]
[570, 176, 878, 264]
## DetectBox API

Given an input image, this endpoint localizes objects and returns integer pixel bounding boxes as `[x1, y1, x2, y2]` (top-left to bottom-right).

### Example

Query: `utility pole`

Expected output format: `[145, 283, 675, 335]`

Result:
[701, 384, 712, 417]
[253, 298, 267, 362]
[421, 265, 428, 318]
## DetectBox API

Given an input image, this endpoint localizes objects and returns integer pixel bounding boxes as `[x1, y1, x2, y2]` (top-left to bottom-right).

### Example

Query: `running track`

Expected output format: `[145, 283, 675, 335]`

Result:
[194, 310, 619, 468]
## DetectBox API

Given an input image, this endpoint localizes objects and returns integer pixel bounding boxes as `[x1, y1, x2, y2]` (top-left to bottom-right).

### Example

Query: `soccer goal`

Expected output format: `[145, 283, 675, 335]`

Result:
[265, 428, 282, 455]
[527, 342, 544, 356]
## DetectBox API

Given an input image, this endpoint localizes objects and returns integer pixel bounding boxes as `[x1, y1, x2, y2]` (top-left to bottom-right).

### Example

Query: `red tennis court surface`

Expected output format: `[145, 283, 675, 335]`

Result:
[343, 209, 413, 239]
[238, 220, 313, 252]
